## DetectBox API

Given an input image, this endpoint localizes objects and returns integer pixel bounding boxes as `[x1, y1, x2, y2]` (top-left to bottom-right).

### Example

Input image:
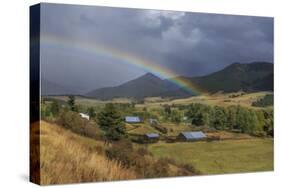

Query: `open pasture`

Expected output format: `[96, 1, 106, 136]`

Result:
[148, 138, 273, 174]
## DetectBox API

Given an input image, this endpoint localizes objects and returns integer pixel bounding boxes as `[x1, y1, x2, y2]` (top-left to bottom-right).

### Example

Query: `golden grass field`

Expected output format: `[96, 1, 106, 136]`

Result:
[38, 121, 136, 185]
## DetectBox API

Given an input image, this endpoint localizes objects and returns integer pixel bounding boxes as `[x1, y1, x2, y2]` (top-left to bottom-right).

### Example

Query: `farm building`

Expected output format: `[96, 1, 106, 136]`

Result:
[79, 113, 90, 120]
[145, 133, 159, 139]
[177, 131, 206, 141]
[144, 133, 160, 142]
[125, 116, 141, 123]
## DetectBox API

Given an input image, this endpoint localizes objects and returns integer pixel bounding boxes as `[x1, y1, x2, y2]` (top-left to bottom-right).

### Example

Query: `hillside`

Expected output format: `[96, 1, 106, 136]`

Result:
[188, 62, 273, 93]
[37, 121, 136, 185]
[41, 79, 78, 96]
[86, 62, 273, 99]
[86, 73, 191, 100]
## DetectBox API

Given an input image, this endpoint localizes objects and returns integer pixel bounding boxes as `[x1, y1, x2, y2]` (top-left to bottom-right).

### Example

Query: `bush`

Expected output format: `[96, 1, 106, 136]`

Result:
[136, 147, 151, 156]
[84, 122, 103, 140]
[59, 110, 87, 133]
[146, 158, 169, 178]
[105, 139, 137, 168]
[252, 94, 273, 107]
[58, 110, 102, 139]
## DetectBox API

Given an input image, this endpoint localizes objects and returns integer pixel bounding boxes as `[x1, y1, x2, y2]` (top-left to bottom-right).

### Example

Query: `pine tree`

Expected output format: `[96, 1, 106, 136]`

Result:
[97, 103, 126, 142]
[67, 95, 77, 112]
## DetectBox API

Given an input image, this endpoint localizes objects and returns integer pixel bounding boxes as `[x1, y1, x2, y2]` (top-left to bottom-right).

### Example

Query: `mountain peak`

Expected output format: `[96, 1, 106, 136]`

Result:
[142, 72, 160, 79]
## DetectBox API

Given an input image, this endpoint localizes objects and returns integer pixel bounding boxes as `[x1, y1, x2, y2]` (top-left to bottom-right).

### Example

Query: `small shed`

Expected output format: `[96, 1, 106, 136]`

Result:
[125, 116, 141, 123]
[177, 131, 206, 141]
[144, 133, 160, 142]
[79, 113, 90, 120]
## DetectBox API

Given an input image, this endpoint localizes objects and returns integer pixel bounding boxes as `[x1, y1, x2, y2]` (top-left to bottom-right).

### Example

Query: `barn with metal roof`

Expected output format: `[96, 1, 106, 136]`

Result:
[145, 133, 159, 139]
[125, 116, 141, 123]
[177, 131, 206, 141]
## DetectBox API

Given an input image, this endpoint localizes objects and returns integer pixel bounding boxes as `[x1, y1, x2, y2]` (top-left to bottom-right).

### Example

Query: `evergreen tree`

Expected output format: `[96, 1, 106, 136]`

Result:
[67, 95, 77, 112]
[97, 103, 126, 142]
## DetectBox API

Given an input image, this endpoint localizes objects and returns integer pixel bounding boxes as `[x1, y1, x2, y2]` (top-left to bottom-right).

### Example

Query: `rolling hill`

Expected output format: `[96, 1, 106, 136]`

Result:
[188, 62, 273, 93]
[85, 73, 191, 100]
[86, 62, 273, 99]
[41, 79, 78, 96]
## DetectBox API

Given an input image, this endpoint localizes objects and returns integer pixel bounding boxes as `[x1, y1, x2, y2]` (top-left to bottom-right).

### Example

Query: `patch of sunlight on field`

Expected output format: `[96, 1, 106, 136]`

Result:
[148, 138, 273, 175]
[138, 92, 273, 110]
[39, 121, 136, 185]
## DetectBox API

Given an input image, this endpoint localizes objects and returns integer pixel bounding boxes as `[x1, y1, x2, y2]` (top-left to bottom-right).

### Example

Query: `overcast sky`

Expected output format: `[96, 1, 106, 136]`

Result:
[40, 3, 273, 93]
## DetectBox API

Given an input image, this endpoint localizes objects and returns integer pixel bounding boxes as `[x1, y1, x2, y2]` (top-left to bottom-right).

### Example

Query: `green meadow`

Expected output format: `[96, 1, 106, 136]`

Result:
[149, 138, 273, 174]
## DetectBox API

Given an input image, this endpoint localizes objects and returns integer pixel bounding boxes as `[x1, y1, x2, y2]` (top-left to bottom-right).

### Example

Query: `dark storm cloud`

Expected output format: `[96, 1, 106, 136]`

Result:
[40, 3, 273, 93]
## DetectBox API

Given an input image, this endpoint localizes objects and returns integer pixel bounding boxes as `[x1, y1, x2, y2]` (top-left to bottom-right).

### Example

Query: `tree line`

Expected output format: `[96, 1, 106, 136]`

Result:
[185, 103, 273, 136]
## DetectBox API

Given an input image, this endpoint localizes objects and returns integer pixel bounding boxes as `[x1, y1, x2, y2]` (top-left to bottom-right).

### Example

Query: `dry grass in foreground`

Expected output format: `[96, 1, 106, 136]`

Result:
[39, 121, 137, 185]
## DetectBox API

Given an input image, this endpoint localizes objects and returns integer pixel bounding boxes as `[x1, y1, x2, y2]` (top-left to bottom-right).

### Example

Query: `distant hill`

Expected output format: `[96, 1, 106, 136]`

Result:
[85, 73, 192, 100]
[41, 79, 77, 96]
[187, 62, 273, 93]
[85, 62, 273, 99]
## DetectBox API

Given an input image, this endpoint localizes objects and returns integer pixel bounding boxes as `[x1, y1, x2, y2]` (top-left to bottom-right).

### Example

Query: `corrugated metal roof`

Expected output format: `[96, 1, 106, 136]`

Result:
[125, 116, 140, 123]
[180, 131, 206, 139]
[145, 133, 159, 138]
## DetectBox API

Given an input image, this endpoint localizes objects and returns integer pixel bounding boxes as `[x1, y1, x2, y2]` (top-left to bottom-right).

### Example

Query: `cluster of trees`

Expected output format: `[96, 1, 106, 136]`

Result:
[252, 94, 273, 107]
[185, 103, 273, 136]
[161, 105, 183, 124]
[41, 100, 60, 120]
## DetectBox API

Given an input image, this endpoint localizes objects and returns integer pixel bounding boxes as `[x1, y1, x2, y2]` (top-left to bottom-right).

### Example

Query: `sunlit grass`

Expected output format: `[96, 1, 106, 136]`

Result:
[39, 121, 136, 185]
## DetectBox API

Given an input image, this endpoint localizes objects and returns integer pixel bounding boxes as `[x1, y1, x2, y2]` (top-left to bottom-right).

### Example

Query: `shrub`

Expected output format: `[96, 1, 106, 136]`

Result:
[252, 94, 273, 107]
[105, 139, 137, 168]
[58, 110, 102, 139]
[136, 147, 151, 156]
[84, 122, 103, 140]
[146, 158, 169, 178]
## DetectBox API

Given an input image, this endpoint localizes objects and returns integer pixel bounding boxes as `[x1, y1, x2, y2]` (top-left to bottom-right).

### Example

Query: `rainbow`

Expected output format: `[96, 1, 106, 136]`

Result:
[40, 34, 205, 95]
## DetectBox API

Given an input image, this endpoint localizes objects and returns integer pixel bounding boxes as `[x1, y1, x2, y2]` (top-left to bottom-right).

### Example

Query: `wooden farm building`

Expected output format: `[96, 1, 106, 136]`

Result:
[177, 131, 206, 141]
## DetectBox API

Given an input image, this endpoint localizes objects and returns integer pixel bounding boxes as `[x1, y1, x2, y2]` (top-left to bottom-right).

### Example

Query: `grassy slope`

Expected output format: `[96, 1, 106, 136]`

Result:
[148, 139, 273, 175]
[39, 121, 136, 185]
